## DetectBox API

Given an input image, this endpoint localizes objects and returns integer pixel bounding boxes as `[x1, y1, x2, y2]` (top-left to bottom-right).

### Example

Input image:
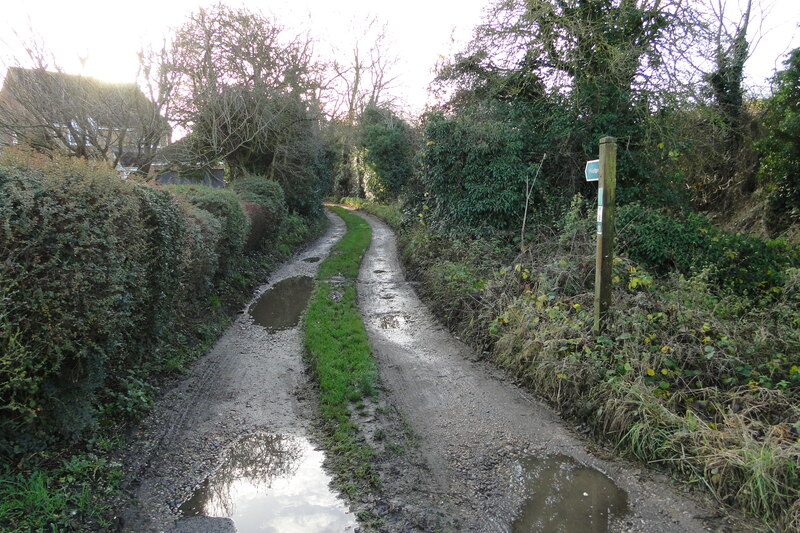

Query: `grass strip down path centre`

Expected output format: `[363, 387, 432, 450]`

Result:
[302, 206, 379, 497]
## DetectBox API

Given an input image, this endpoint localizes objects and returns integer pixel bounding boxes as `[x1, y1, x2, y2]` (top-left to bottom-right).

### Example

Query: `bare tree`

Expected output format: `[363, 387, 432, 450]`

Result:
[0, 35, 169, 169]
[321, 16, 401, 122]
[158, 4, 322, 128]
[317, 17, 403, 198]
[146, 4, 329, 214]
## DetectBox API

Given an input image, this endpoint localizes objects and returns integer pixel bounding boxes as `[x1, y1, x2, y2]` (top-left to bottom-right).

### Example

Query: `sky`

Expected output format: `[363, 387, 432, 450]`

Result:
[0, 0, 487, 112]
[1, 0, 798, 112]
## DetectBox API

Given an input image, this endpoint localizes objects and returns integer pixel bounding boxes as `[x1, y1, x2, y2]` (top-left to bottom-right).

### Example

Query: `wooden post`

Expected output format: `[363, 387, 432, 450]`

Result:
[593, 136, 617, 334]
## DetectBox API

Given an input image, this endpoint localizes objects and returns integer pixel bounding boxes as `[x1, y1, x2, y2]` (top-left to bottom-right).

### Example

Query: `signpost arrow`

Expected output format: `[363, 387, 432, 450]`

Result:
[585, 159, 600, 182]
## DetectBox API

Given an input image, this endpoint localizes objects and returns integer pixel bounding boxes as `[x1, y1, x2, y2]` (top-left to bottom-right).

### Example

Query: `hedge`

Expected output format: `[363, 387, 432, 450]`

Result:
[164, 185, 250, 281]
[0, 149, 292, 455]
[231, 176, 288, 248]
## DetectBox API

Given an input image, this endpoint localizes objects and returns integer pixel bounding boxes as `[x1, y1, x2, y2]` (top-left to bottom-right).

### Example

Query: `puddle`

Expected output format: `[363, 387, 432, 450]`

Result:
[377, 313, 406, 329]
[249, 276, 314, 332]
[511, 455, 629, 533]
[303, 257, 321, 263]
[180, 434, 355, 532]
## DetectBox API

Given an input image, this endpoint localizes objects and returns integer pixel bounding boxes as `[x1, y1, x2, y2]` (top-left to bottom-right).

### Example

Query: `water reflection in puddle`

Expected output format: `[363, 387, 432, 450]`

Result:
[512, 455, 629, 533]
[180, 434, 355, 533]
[249, 276, 314, 332]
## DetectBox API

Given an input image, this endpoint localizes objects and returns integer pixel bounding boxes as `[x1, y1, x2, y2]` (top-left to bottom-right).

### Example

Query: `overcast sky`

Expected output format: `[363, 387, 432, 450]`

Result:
[1, 0, 798, 112]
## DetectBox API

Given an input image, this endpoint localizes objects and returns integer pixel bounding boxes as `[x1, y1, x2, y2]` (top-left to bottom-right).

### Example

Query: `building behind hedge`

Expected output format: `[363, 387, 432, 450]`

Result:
[0, 67, 170, 176]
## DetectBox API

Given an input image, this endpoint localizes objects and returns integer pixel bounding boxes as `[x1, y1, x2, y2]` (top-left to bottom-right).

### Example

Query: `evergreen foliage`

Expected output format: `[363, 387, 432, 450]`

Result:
[618, 203, 798, 295]
[759, 47, 800, 232]
[358, 105, 415, 202]
[231, 176, 288, 246]
[0, 148, 302, 457]
[422, 106, 539, 230]
[164, 185, 249, 281]
[0, 155, 148, 447]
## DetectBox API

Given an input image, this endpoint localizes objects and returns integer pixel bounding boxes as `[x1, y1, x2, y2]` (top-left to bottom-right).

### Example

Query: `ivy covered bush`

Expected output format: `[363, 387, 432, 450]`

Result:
[422, 107, 532, 231]
[358, 105, 416, 203]
[617, 203, 799, 295]
[758, 47, 800, 232]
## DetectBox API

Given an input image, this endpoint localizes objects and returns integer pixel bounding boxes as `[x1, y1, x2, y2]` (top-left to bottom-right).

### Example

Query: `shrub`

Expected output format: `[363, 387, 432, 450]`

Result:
[0, 152, 148, 447]
[241, 202, 268, 251]
[280, 213, 314, 249]
[422, 108, 532, 231]
[130, 185, 186, 365]
[618, 203, 798, 295]
[165, 186, 249, 280]
[0, 151, 258, 453]
[358, 105, 415, 203]
[758, 47, 800, 232]
[176, 202, 222, 309]
[231, 176, 288, 246]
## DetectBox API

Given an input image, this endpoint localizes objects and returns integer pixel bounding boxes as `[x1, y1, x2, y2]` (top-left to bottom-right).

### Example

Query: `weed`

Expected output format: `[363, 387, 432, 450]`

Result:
[395, 200, 800, 528]
[0, 454, 121, 532]
[387, 443, 406, 456]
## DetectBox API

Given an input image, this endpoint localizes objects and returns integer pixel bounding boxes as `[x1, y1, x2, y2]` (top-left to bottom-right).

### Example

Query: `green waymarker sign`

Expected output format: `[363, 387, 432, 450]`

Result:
[585, 159, 600, 181]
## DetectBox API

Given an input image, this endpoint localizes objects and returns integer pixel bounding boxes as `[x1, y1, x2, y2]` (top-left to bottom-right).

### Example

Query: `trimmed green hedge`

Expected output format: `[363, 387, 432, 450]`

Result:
[231, 176, 288, 248]
[0, 149, 295, 455]
[0, 154, 149, 446]
[165, 185, 250, 280]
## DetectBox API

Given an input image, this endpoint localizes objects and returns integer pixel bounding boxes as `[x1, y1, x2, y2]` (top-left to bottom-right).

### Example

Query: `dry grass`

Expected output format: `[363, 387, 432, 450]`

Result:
[396, 205, 800, 530]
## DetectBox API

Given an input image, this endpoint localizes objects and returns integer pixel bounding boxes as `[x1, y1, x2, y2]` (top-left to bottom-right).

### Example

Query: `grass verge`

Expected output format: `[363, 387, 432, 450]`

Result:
[337, 197, 403, 229]
[303, 206, 379, 497]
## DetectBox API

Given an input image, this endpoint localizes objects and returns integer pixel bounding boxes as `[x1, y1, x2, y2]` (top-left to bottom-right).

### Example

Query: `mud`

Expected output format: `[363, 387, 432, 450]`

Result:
[354, 210, 753, 533]
[248, 275, 315, 331]
[511, 454, 629, 533]
[115, 212, 347, 533]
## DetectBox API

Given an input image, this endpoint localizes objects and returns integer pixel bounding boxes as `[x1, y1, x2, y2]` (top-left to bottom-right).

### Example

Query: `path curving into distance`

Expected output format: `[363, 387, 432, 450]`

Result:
[355, 210, 751, 533]
[117, 211, 351, 533]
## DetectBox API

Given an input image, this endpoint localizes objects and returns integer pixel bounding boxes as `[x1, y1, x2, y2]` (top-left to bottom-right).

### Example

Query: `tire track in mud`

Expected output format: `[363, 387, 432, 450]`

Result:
[116, 211, 346, 533]
[355, 211, 752, 533]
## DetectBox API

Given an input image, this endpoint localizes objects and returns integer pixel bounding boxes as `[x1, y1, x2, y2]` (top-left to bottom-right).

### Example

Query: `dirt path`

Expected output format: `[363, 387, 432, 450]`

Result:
[116, 211, 347, 533]
[356, 211, 749, 533]
[116, 208, 752, 533]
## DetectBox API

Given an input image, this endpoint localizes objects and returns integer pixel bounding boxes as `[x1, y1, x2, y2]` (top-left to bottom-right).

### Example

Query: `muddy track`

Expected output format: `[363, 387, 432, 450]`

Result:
[355, 211, 752, 533]
[116, 208, 754, 533]
[116, 211, 347, 533]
